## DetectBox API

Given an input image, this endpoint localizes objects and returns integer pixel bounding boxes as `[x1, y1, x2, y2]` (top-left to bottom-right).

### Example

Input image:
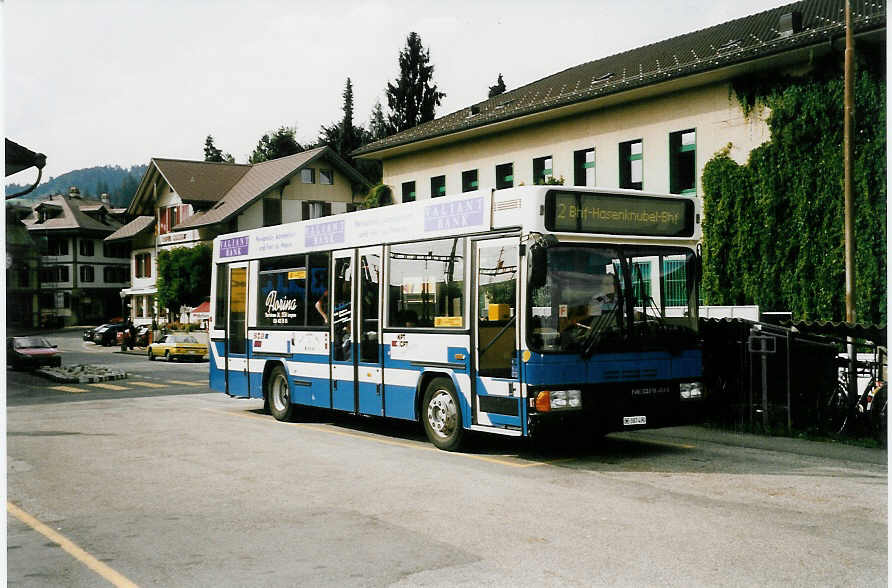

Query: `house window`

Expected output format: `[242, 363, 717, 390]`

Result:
[47, 237, 68, 256]
[159, 205, 187, 234]
[79, 239, 94, 256]
[80, 265, 95, 283]
[670, 129, 696, 194]
[619, 139, 643, 190]
[103, 266, 127, 283]
[263, 197, 282, 227]
[301, 168, 315, 184]
[135, 253, 152, 278]
[402, 181, 416, 203]
[430, 175, 446, 198]
[39, 265, 69, 284]
[320, 169, 334, 185]
[461, 169, 478, 192]
[533, 156, 553, 184]
[301, 201, 331, 220]
[495, 163, 513, 190]
[574, 148, 595, 186]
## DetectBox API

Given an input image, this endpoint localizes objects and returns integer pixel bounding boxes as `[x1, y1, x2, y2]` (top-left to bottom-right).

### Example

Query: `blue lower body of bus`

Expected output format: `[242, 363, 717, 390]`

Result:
[208, 334, 702, 439]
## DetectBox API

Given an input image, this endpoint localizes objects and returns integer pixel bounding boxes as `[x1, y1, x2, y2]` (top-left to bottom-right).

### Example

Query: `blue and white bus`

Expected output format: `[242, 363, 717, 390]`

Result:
[209, 186, 703, 450]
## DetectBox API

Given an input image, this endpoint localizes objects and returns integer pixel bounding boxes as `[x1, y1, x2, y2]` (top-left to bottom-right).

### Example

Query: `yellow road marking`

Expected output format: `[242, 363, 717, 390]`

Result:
[87, 383, 130, 391]
[49, 385, 85, 393]
[205, 408, 566, 469]
[125, 381, 169, 389]
[167, 380, 205, 387]
[8, 502, 139, 588]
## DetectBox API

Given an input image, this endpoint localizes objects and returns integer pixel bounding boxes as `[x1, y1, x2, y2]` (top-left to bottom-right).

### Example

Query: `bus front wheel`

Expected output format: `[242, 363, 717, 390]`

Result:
[267, 365, 296, 422]
[422, 377, 465, 451]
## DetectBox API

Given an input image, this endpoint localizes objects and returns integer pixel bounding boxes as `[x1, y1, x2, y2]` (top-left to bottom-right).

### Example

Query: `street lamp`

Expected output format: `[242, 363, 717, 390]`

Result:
[119, 290, 126, 322]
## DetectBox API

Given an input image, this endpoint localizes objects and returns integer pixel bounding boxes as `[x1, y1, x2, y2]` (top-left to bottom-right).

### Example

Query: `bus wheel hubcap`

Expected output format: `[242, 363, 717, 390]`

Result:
[428, 390, 456, 438]
[272, 375, 288, 411]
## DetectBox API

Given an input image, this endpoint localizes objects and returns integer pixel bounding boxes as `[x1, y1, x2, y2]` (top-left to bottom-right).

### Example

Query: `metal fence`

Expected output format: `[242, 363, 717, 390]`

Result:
[701, 318, 845, 435]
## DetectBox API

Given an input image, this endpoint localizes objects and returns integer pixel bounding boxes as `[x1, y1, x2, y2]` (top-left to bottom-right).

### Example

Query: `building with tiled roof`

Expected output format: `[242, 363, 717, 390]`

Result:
[106, 146, 369, 325]
[355, 0, 884, 202]
[20, 188, 131, 326]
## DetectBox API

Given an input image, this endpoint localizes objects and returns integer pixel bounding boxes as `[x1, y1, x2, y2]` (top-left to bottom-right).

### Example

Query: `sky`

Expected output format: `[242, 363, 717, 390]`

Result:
[5, 0, 795, 183]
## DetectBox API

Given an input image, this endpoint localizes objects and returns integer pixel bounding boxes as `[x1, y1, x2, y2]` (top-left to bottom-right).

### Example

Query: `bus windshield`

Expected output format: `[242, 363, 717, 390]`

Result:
[527, 244, 698, 354]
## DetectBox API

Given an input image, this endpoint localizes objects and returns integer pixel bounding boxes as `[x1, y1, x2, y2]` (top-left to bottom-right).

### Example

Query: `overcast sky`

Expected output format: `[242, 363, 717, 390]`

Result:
[5, 0, 793, 182]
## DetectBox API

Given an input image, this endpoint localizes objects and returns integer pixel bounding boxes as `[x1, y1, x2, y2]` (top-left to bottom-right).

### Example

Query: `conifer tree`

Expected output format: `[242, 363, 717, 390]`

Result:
[488, 73, 506, 98]
[385, 32, 445, 134]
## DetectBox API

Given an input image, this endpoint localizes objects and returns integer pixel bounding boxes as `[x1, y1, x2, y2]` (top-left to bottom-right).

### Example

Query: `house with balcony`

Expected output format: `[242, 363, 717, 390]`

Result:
[20, 188, 130, 326]
[105, 146, 369, 325]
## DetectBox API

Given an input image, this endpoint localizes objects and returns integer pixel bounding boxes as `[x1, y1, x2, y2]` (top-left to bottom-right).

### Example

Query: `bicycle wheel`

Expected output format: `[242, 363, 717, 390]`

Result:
[823, 380, 849, 435]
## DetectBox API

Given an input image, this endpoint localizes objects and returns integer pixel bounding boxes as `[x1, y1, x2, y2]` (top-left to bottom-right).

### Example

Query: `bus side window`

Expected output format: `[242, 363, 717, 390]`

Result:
[388, 238, 465, 328]
[214, 263, 228, 330]
[307, 253, 330, 327]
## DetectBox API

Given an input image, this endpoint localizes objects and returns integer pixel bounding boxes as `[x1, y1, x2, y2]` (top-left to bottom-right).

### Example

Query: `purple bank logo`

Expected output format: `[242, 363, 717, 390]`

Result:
[424, 197, 484, 232]
[305, 219, 345, 247]
[219, 236, 249, 258]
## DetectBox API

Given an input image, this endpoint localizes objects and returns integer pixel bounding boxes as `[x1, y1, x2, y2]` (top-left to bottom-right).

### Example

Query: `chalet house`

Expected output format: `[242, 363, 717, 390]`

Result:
[20, 188, 130, 326]
[106, 146, 369, 325]
[354, 0, 884, 203]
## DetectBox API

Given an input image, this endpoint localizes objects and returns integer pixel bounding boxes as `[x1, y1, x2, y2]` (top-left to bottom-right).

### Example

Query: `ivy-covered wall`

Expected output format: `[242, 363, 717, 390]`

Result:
[701, 55, 886, 325]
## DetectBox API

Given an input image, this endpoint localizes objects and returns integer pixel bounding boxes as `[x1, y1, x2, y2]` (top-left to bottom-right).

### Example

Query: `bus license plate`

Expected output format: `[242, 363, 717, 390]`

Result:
[623, 416, 646, 426]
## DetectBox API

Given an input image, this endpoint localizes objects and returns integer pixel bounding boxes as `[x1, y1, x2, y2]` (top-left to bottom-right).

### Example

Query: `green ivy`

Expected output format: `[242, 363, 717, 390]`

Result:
[703, 57, 886, 324]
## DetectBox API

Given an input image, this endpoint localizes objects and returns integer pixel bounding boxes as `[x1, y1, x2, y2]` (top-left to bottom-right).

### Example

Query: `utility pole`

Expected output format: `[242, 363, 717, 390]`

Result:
[843, 0, 857, 398]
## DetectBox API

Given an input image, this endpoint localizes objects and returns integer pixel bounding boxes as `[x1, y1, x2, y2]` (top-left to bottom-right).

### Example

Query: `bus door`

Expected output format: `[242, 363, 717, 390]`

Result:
[330, 247, 385, 415]
[226, 263, 250, 397]
[330, 250, 356, 412]
[473, 238, 522, 430]
[356, 246, 384, 416]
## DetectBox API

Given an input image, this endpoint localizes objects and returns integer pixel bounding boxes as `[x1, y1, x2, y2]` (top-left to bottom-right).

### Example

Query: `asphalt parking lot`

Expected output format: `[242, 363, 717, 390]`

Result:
[5, 328, 888, 586]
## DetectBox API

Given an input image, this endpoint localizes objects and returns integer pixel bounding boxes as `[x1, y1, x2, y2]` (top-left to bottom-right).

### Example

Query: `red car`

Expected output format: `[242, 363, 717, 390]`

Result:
[7, 336, 62, 370]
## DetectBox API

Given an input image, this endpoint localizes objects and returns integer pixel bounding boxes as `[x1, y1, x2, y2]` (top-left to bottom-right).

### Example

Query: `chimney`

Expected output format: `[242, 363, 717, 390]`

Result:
[778, 11, 802, 38]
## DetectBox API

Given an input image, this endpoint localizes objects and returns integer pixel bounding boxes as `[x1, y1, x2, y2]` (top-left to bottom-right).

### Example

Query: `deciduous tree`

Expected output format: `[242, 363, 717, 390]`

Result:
[249, 127, 302, 163]
[157, 244, 213, 321]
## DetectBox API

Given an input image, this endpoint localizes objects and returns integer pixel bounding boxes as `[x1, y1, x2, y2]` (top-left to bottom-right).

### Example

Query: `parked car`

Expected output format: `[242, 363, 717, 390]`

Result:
[147, 334, 208, 362]
[92, 323, 125, 346]
[7, 336, 62, 370]
[82, 326, 96, 341]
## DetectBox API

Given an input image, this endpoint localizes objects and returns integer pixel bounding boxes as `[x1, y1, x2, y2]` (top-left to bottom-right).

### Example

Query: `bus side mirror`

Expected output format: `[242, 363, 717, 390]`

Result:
[528, 243, 547, 290]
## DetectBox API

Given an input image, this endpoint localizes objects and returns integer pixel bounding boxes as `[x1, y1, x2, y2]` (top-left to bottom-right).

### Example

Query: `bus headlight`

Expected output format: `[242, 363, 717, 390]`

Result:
[680, 382, 703, 400]
[534, 389, 583, 411]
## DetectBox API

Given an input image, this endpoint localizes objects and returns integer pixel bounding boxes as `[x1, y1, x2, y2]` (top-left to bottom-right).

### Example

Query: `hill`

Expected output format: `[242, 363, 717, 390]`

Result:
[6, 164, 148, 208]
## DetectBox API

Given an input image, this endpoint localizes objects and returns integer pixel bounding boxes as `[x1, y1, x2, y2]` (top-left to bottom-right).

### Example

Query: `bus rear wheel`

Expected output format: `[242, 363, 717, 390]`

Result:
[422, 377, 465, 451]
[267, 365, 296, 422]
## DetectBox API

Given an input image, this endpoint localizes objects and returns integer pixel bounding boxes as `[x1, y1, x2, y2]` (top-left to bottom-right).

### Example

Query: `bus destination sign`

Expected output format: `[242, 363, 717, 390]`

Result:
[546, 191, 694, 237]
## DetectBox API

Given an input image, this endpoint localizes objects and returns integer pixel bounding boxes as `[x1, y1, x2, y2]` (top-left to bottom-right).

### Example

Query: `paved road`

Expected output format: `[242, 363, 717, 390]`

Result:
[6, 330, 888, 587]
[6, 329, 211, 406]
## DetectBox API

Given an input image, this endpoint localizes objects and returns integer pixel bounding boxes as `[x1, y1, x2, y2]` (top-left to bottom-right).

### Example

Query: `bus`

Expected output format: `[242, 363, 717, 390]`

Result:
[209, 186, 703, 450]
